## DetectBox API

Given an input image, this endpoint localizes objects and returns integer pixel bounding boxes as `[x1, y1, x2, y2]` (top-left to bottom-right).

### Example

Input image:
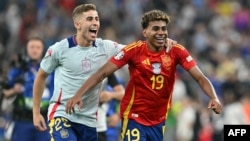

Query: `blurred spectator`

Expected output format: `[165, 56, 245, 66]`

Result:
[175, 96, 196, 141]
[223, 89, 250, 124]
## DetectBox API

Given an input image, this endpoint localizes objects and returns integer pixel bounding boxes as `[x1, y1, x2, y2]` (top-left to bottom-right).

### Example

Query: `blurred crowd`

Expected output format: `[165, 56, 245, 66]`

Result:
[0, 0, 250, 141]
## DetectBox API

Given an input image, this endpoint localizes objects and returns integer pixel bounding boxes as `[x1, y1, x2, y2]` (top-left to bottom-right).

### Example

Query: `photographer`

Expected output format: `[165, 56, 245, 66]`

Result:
[2, 36, 54, 141]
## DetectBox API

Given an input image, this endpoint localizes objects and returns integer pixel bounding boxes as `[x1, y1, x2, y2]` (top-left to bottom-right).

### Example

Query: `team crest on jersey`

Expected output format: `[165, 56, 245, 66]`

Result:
[114, 51, 124, 60]
[60, 128, 69, 138]
[82, 59, 91, 72]
[47, 49, 52, 56]
[161, 55, 171, 68]
[152, 63, 161, 74]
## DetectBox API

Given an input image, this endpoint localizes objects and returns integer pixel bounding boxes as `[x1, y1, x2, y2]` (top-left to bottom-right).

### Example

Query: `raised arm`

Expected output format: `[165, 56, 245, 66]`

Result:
[65, 61, 119, 114]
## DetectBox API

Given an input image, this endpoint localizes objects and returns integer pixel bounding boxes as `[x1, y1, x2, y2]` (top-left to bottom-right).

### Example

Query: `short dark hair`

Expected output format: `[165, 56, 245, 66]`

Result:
[72, 4, 97, 21]
[27, 35, 45, 48]
[141, 10, 171, 29]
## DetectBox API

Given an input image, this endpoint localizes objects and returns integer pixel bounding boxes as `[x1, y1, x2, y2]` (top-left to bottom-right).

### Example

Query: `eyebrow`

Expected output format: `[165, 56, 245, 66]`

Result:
[85, 15, 99, 19]
[152, 25, 167, 29]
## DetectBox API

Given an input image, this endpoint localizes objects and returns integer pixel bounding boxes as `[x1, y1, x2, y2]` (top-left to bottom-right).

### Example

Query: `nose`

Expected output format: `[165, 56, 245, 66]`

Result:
[92, 19, 99, 25]
[158, 29, 165, 35]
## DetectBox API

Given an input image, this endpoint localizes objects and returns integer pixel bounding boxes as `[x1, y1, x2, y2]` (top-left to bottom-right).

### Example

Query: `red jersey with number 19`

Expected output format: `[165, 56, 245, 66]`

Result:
[110, 40, 196, 126]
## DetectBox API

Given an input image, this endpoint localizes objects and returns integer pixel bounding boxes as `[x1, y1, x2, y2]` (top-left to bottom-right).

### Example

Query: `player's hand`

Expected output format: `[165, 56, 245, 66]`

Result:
[166, 38, 177, 48]
[100, 91, 113, 103]
[208, 98, 222, 114]
[65, 95, 83, 114]
[33, 113, 47, 131]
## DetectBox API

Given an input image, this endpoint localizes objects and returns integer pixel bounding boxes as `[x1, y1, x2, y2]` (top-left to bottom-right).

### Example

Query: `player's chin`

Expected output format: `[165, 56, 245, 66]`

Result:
[154, 42, 165, 48]
[89, 37, 97, 41]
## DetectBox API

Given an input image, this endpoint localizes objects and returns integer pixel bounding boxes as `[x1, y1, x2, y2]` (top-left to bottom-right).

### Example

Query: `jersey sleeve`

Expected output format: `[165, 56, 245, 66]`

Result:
[40, 42, 61, 74]
[174, 44, 196, 70]
[110, 41, 143, 68]
[97, 39, 125, 58]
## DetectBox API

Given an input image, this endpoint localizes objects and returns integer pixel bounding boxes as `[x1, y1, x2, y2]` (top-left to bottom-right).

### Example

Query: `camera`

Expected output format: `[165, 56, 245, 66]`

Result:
[10, 53, 30, 71]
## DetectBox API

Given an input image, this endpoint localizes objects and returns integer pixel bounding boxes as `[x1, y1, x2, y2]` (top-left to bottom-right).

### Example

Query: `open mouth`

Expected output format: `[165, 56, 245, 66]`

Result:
[155, 37, 165, 43]
[89, 29, 97, 38]
[89, 29, 97, 34]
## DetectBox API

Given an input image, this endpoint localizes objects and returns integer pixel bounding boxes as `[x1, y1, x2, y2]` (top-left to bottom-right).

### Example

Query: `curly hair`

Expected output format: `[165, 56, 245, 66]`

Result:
[141, 10, 171, 29]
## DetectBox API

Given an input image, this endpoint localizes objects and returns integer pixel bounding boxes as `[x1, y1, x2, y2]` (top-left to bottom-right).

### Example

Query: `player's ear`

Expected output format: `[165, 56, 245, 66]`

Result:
[74, 21, 80, 29]
[142, 29, 147, 38]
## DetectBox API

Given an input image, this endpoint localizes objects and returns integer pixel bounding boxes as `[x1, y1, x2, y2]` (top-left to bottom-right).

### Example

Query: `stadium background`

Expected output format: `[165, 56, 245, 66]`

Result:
[0, 0, 250, 141]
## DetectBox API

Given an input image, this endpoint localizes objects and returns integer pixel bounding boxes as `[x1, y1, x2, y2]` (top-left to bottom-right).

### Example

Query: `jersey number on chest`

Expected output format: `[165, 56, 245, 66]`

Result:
[150, 74, 164, 90]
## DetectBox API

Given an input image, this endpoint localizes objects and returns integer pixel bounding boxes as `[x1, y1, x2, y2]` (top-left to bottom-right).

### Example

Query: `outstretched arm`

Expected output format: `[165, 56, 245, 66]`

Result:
[33, 68, 49, 131]
[65, 61, 119, 114]
[188, 66, 222, 114]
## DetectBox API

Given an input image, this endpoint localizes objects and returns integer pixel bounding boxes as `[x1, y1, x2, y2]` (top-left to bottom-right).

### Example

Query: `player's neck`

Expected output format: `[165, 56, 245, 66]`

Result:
[75, 35, 93, 47]
[147, 43, 164, 52]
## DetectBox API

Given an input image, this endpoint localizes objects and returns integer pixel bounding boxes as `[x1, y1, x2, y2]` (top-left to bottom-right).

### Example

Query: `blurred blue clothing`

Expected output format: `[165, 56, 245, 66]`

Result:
[7, 61, 54, 111]
[106, 83, 122, 141]
[11, 120, 50, 141]
[106, 99, 121, 141]
[5, 60, 54, 141]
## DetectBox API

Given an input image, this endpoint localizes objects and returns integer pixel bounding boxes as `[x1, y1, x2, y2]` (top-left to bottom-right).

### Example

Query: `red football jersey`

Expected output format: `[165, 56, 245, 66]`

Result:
[110, 40, 196, 126]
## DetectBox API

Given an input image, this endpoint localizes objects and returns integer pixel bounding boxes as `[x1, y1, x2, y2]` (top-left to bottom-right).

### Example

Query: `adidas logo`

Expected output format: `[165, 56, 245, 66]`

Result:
[142, 58, 150, 65]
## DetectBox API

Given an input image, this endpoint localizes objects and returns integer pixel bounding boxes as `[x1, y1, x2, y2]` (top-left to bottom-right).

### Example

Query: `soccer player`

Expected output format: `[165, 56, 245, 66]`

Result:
[32, 4, 125, 141]
[65, 9, 223, 141]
